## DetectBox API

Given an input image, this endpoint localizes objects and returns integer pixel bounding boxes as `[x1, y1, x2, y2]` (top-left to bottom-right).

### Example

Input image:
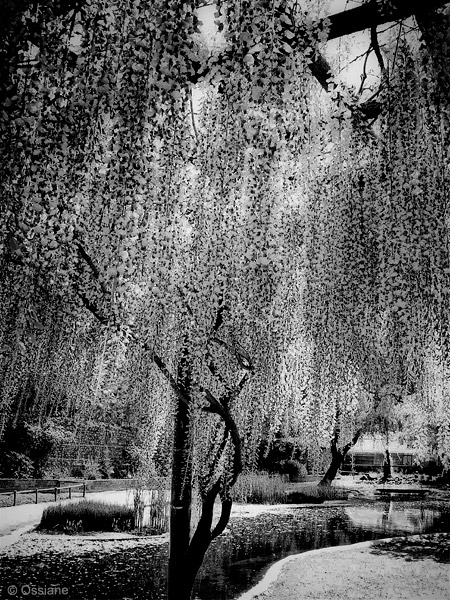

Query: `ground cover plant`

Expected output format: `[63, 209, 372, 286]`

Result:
[38, 500, 134, 533]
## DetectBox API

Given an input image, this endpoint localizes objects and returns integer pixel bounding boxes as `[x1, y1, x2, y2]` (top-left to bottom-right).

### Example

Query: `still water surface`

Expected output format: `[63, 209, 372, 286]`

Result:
[193, 500, 450, 599]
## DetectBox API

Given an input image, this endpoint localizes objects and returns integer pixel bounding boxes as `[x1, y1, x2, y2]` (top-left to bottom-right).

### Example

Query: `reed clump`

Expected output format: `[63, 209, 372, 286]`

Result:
[39, 500, 134, 533]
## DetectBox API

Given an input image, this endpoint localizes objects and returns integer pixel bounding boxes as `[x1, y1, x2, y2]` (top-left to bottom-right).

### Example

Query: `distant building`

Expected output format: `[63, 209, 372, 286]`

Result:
[342, 434, 415, 473]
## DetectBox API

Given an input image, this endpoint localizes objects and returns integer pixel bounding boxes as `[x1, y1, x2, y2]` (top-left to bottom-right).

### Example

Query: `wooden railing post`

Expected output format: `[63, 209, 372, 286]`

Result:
[35, 489, 38, 504]
[69, 486, 72, 500]
[13, 490, 17, 506]
[54, 487, 58, 502]
[83, 483, 86, 498]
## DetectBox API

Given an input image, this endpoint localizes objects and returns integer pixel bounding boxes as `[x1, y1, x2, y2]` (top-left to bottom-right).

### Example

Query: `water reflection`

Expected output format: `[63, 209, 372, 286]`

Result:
[345, 502, 446, 534]
[193, 501, 450, 600]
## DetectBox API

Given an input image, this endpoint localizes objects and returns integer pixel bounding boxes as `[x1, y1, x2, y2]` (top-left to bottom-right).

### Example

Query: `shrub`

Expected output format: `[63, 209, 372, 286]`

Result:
[0, 451, 34, 478]
[42, 465, 72, 479]
[83, 459, 103, 480]
[39, 500, 134, 533]
[70, 459, 103, 480]
[275, 460, 308, 481]
[0, 420, 75, 478]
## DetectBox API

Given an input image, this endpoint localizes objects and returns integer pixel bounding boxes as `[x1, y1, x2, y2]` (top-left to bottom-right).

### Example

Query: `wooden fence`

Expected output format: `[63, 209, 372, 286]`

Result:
[0, 482, 86, 507]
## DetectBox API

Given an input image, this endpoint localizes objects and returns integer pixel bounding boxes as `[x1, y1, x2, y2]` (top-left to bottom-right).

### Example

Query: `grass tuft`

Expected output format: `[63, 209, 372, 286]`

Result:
[38, 500, 134, 533]
[232, 473, 348, 504]
[232, 472, 289, 504]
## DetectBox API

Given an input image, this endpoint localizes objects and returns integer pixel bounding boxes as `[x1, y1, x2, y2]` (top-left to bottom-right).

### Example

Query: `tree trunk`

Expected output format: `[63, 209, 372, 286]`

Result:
[157, 328, 249, 600]
[318, 450, 343, 486]
[167, 344, 194, 600]
[167, 397, 193, 600]
[381, 448, 391, 483]
[318, 429, 362, 487]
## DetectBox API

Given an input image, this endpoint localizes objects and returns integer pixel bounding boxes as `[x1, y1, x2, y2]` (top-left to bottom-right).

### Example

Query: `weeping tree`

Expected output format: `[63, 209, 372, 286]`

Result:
[0, 1, 318, 596]
[2, 0, 450, 598]
[301, 15, 450, 483]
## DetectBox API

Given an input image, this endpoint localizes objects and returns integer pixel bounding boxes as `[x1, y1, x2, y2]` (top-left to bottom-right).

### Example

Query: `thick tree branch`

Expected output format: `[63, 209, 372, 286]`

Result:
[202, 387, 226, 417]
[212, 301, 227, 332]
[183, 480, 219, 591]
[326, 0, 450, 41]
[211, 498, 232, 539]
[330, 430, 339, 457]
[190, 1, 449, 127]
[201, 386, 242, 483]
[370, 25, 385, 73]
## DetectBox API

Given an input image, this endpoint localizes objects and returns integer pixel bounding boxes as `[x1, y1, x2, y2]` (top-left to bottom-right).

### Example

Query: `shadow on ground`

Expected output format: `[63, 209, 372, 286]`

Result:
[370, 533, 450, 564]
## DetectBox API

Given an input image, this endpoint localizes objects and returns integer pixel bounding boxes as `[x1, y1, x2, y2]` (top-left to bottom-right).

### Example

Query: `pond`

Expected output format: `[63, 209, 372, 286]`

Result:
[193, 500, 450, 599]
[1, 499, 449, 600]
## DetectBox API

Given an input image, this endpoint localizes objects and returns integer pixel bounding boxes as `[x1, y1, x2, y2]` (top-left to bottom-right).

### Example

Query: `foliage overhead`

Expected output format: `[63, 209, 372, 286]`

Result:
[0, 0, 449, 484]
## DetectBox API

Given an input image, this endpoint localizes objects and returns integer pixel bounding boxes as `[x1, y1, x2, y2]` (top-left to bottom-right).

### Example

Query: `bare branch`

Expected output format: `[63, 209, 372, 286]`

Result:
[76, 241, 109, 296]
[189, 91, 199, 143]
[212, 301, 227, 332]
[77, 291, 109, 325]
[358, 44, 372, 96]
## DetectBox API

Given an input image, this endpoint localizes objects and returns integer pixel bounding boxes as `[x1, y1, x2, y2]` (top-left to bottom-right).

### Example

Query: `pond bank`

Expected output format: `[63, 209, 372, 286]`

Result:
[238, 532, 450, 600]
